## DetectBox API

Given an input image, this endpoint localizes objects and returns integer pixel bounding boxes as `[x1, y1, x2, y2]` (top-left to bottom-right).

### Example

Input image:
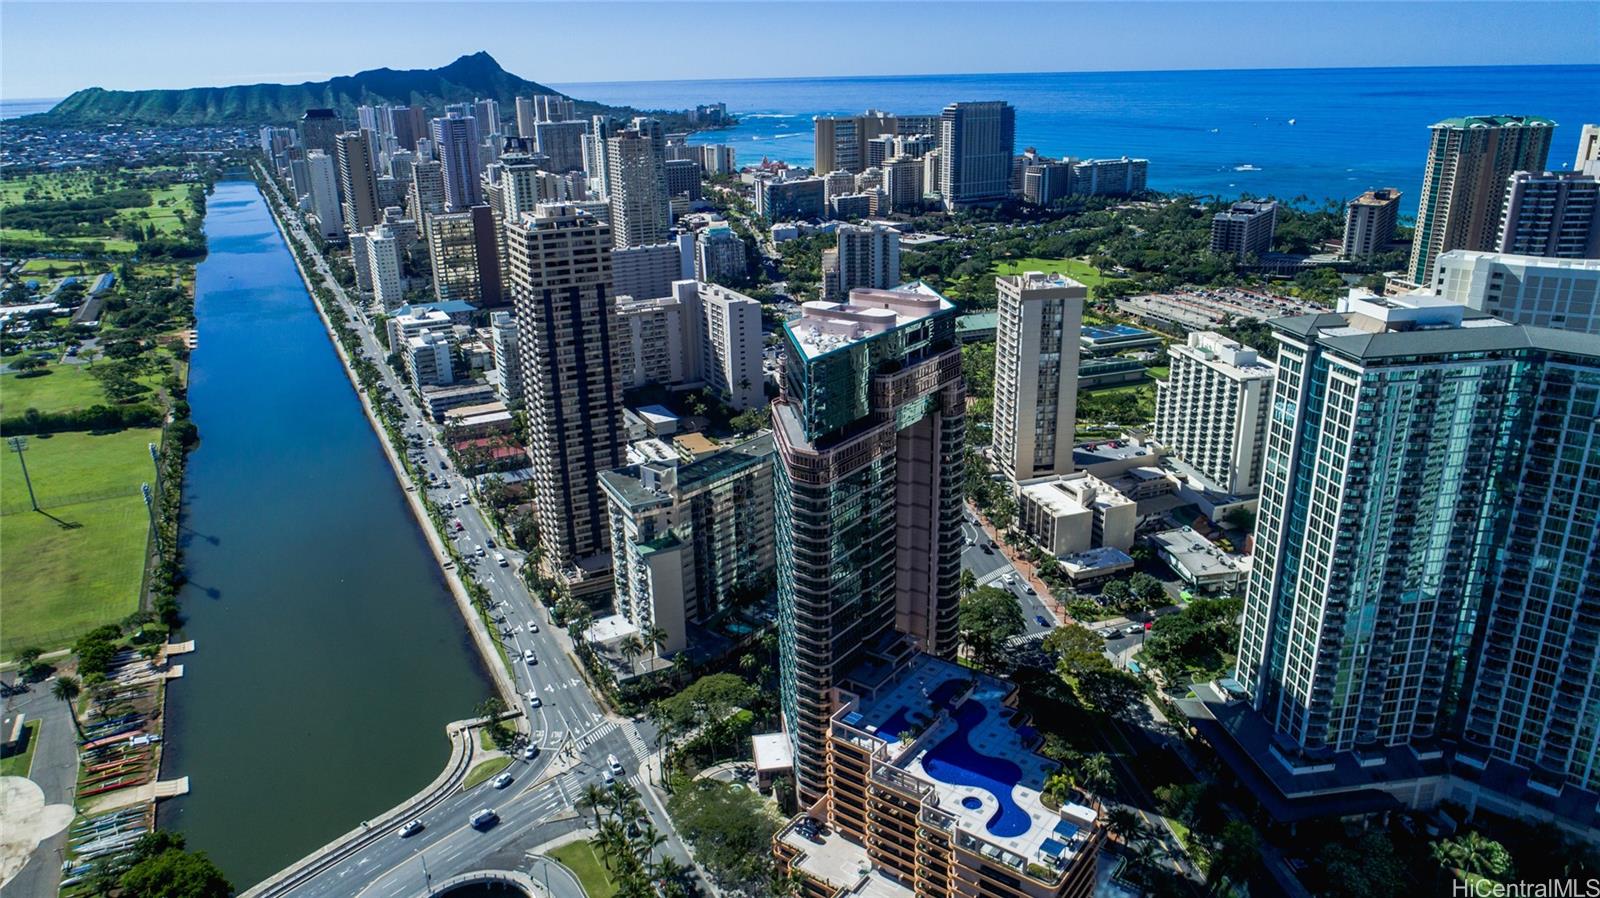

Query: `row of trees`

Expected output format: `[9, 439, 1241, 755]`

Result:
[580, 780, 698, 898]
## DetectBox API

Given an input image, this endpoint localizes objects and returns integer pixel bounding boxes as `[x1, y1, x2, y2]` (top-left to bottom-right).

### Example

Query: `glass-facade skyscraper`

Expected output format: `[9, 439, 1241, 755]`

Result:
[1237, 290, 1600, 801]
[773, 282, 966, 805]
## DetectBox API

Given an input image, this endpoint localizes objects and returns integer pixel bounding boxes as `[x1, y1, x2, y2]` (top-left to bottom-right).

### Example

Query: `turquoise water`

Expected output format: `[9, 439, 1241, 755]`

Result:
[157, 179, 492, 888]
[556, 64, 1599, 205]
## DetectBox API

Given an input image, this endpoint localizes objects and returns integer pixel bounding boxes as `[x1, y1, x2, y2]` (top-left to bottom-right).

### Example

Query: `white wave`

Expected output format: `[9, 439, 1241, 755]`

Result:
[743, 113, 797, 119]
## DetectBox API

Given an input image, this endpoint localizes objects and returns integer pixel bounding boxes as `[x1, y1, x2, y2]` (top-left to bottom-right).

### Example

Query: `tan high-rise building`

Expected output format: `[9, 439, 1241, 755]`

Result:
[813, 110, 899, 174]
[506, 204, 627, 585]
[606, 120, 670, 249]
[1406, 115, 1555, 284]
[993, 272, 1086, 482]
[1342, 188, 1401, 258]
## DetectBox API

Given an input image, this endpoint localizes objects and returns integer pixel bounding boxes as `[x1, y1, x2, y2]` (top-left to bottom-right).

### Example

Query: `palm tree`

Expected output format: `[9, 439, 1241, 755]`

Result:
[633, 823, 667, 876]
[580, 783, 609, 828]
[593, 819, 632, 871]
[738, 652, 758, 674]
[607, 780, 642, 819]
[621, 636, 645, 674]
[1105, 806, 1146, 845]
[642, 624, 668, 664]
[1081, 752, 1116, 797]
[52, 675, 83, 738]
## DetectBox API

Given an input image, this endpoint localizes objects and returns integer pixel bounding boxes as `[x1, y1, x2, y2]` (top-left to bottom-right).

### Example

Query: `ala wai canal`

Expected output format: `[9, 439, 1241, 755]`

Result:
[158, 178, 492, 887]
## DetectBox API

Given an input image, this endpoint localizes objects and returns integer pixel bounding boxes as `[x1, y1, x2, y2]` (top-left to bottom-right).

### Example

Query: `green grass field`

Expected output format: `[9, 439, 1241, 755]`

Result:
[0, 169, 193, 253]
[462, 756, 513, 790]
[992, 257, 1124, 293]
[549, 840, 618, 898]
[2, 352, 172, 418]
[0, 720, 41, 777]
[0, 428, 159, 655]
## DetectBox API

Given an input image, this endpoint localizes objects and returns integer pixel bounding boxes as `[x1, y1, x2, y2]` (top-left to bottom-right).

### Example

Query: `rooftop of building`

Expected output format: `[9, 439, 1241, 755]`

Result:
[1271, 289, 1600, 361]
[779, 826, 913, 898]
[1214, 200, 1277, 220]
[1437, 250, 1600, 272]
[1072, 438, 1158, 466]
[1349, 188, 1402, 205]
[1019, 472, 1133, 516]
[1173, 332, 1276, 377]
[998, 270, 1088, 294]
[599, 432, 774, 511]
[1430, 115, 1558, 130]
[391, 300, 476, 318]
[1148, 527, 1242, 581]
[785, 280, 953, 360]
[1056, 545, 1136, 578]
[833, 652, 1098, 875]
[1080, 323, 1159, 343]
[443, 400, 509, 419]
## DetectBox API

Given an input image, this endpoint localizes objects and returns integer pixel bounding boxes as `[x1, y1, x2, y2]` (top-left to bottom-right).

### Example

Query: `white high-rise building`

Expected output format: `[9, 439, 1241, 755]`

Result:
[689, 280, 765, 411]
[992, 272, 1085, 482]
[831, 223, 900, 299]
[305, 150, 344, 238]
[366, 226, 405, 311]
[405, 330, 454, 388]
[490, 310, 523, 404]
[1432, 250, 1600, 335]
[1153, 332, 1276, 496]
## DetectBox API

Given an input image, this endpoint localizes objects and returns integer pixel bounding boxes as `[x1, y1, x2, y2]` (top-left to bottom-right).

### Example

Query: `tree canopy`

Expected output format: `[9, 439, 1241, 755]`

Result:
[959, 586, 1026, 670]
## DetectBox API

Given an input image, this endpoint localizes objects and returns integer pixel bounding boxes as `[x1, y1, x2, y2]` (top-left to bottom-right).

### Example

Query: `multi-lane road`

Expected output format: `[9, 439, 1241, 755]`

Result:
[258, 170, 694, 896]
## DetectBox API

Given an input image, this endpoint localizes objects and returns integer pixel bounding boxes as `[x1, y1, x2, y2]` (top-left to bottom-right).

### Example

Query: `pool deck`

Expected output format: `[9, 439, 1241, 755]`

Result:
[837, 653, 1098, 872]
[781, 827, 914, 898]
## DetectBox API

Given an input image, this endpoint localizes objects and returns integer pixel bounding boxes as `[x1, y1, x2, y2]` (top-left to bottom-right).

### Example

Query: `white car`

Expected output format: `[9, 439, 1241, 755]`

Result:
[608, 754, 624, 775]
[476, 545, 487, 558]
[459, 493, 469, 504]
[527, 623, 539, 634]
[527, 694, 542, 708]
[397, 818, 424, 839]
[495, 552, 508, 567]
[523, 649, 536, 663]
[492, 773, 513, 789]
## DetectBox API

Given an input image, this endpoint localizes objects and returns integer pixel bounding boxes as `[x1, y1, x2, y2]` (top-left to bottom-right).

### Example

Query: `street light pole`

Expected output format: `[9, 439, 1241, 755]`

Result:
[8, 437, 39, 511]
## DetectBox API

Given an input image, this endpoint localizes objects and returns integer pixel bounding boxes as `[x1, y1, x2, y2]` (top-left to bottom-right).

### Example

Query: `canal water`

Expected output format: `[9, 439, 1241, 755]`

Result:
[158, 178, 493, 887]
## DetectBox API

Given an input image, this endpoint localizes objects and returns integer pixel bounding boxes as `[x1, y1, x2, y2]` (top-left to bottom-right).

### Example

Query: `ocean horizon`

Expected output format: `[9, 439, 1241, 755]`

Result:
[555, 63, 1599, 205]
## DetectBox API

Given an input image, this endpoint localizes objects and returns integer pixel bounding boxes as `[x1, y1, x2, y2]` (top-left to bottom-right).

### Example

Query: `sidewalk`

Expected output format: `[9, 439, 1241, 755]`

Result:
[968, 504, 1070, 622]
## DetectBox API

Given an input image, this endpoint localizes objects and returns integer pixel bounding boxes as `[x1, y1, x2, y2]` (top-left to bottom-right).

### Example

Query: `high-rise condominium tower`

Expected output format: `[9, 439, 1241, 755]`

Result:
[335, 130, 380, 231]
[773, 282, 966, 804]
[1407, 115, 1555, 285]
[506, 204, 627, 584]
[1342, 188, 1402, 258]
[432, 111, 483, 211]
[938, 101, 1016, 209]
[606, 119, 670, 249]
[1495, 171, 1600, 259]
[831, 223, 901, 299]
[1237, 290, 1600, 801]
[992, 272, 1085, 482]
[299, 108, 342, 157]
[1152, 332, 1275, 496]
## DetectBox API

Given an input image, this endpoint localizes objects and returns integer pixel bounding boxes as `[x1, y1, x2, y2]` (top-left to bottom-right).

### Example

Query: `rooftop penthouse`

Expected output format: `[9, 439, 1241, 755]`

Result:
[776, 649, 1103, 898]
[787, 282, 952, 359]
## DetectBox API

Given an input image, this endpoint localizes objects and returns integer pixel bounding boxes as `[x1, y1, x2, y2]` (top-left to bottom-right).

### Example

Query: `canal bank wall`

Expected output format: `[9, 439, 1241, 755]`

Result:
[250, 168, 522, 718]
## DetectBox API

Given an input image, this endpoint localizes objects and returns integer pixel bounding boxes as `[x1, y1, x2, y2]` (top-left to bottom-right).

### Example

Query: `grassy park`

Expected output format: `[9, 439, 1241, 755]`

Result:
[549, 840, 619, 898]
[1, 351, 173, 418]
[0, 168, 197, 253]
[0, 427, 160, 654]
[0, 720, 41, 777]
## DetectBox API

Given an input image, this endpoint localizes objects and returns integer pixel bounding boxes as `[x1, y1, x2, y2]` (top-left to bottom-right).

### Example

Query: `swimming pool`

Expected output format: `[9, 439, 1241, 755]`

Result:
[921, 700, 1031, 838]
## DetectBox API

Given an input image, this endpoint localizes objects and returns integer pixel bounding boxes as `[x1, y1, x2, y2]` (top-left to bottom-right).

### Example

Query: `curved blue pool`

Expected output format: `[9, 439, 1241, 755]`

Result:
[922, 701, 1031, 838]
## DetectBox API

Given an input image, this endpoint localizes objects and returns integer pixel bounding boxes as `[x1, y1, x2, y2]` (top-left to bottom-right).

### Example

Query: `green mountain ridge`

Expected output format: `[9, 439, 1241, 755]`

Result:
[28, 51, 680, 128]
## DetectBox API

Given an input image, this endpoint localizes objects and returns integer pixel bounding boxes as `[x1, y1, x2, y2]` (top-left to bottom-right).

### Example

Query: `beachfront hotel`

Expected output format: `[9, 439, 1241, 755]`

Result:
[773, 647, 1104, 898]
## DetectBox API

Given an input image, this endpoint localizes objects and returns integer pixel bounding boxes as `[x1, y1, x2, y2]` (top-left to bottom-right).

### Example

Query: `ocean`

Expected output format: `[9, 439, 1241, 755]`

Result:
[554, 65, 1599, 206]
[0, 97, 61, 120]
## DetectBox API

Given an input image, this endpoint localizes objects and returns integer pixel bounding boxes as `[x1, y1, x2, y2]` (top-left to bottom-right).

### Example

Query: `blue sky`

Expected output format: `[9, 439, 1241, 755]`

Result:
[2, 1, 1596, 99]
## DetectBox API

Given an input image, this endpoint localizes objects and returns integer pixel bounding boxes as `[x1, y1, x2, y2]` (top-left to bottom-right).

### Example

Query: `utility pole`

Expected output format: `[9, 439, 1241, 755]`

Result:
[7, 437, 38, 512]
